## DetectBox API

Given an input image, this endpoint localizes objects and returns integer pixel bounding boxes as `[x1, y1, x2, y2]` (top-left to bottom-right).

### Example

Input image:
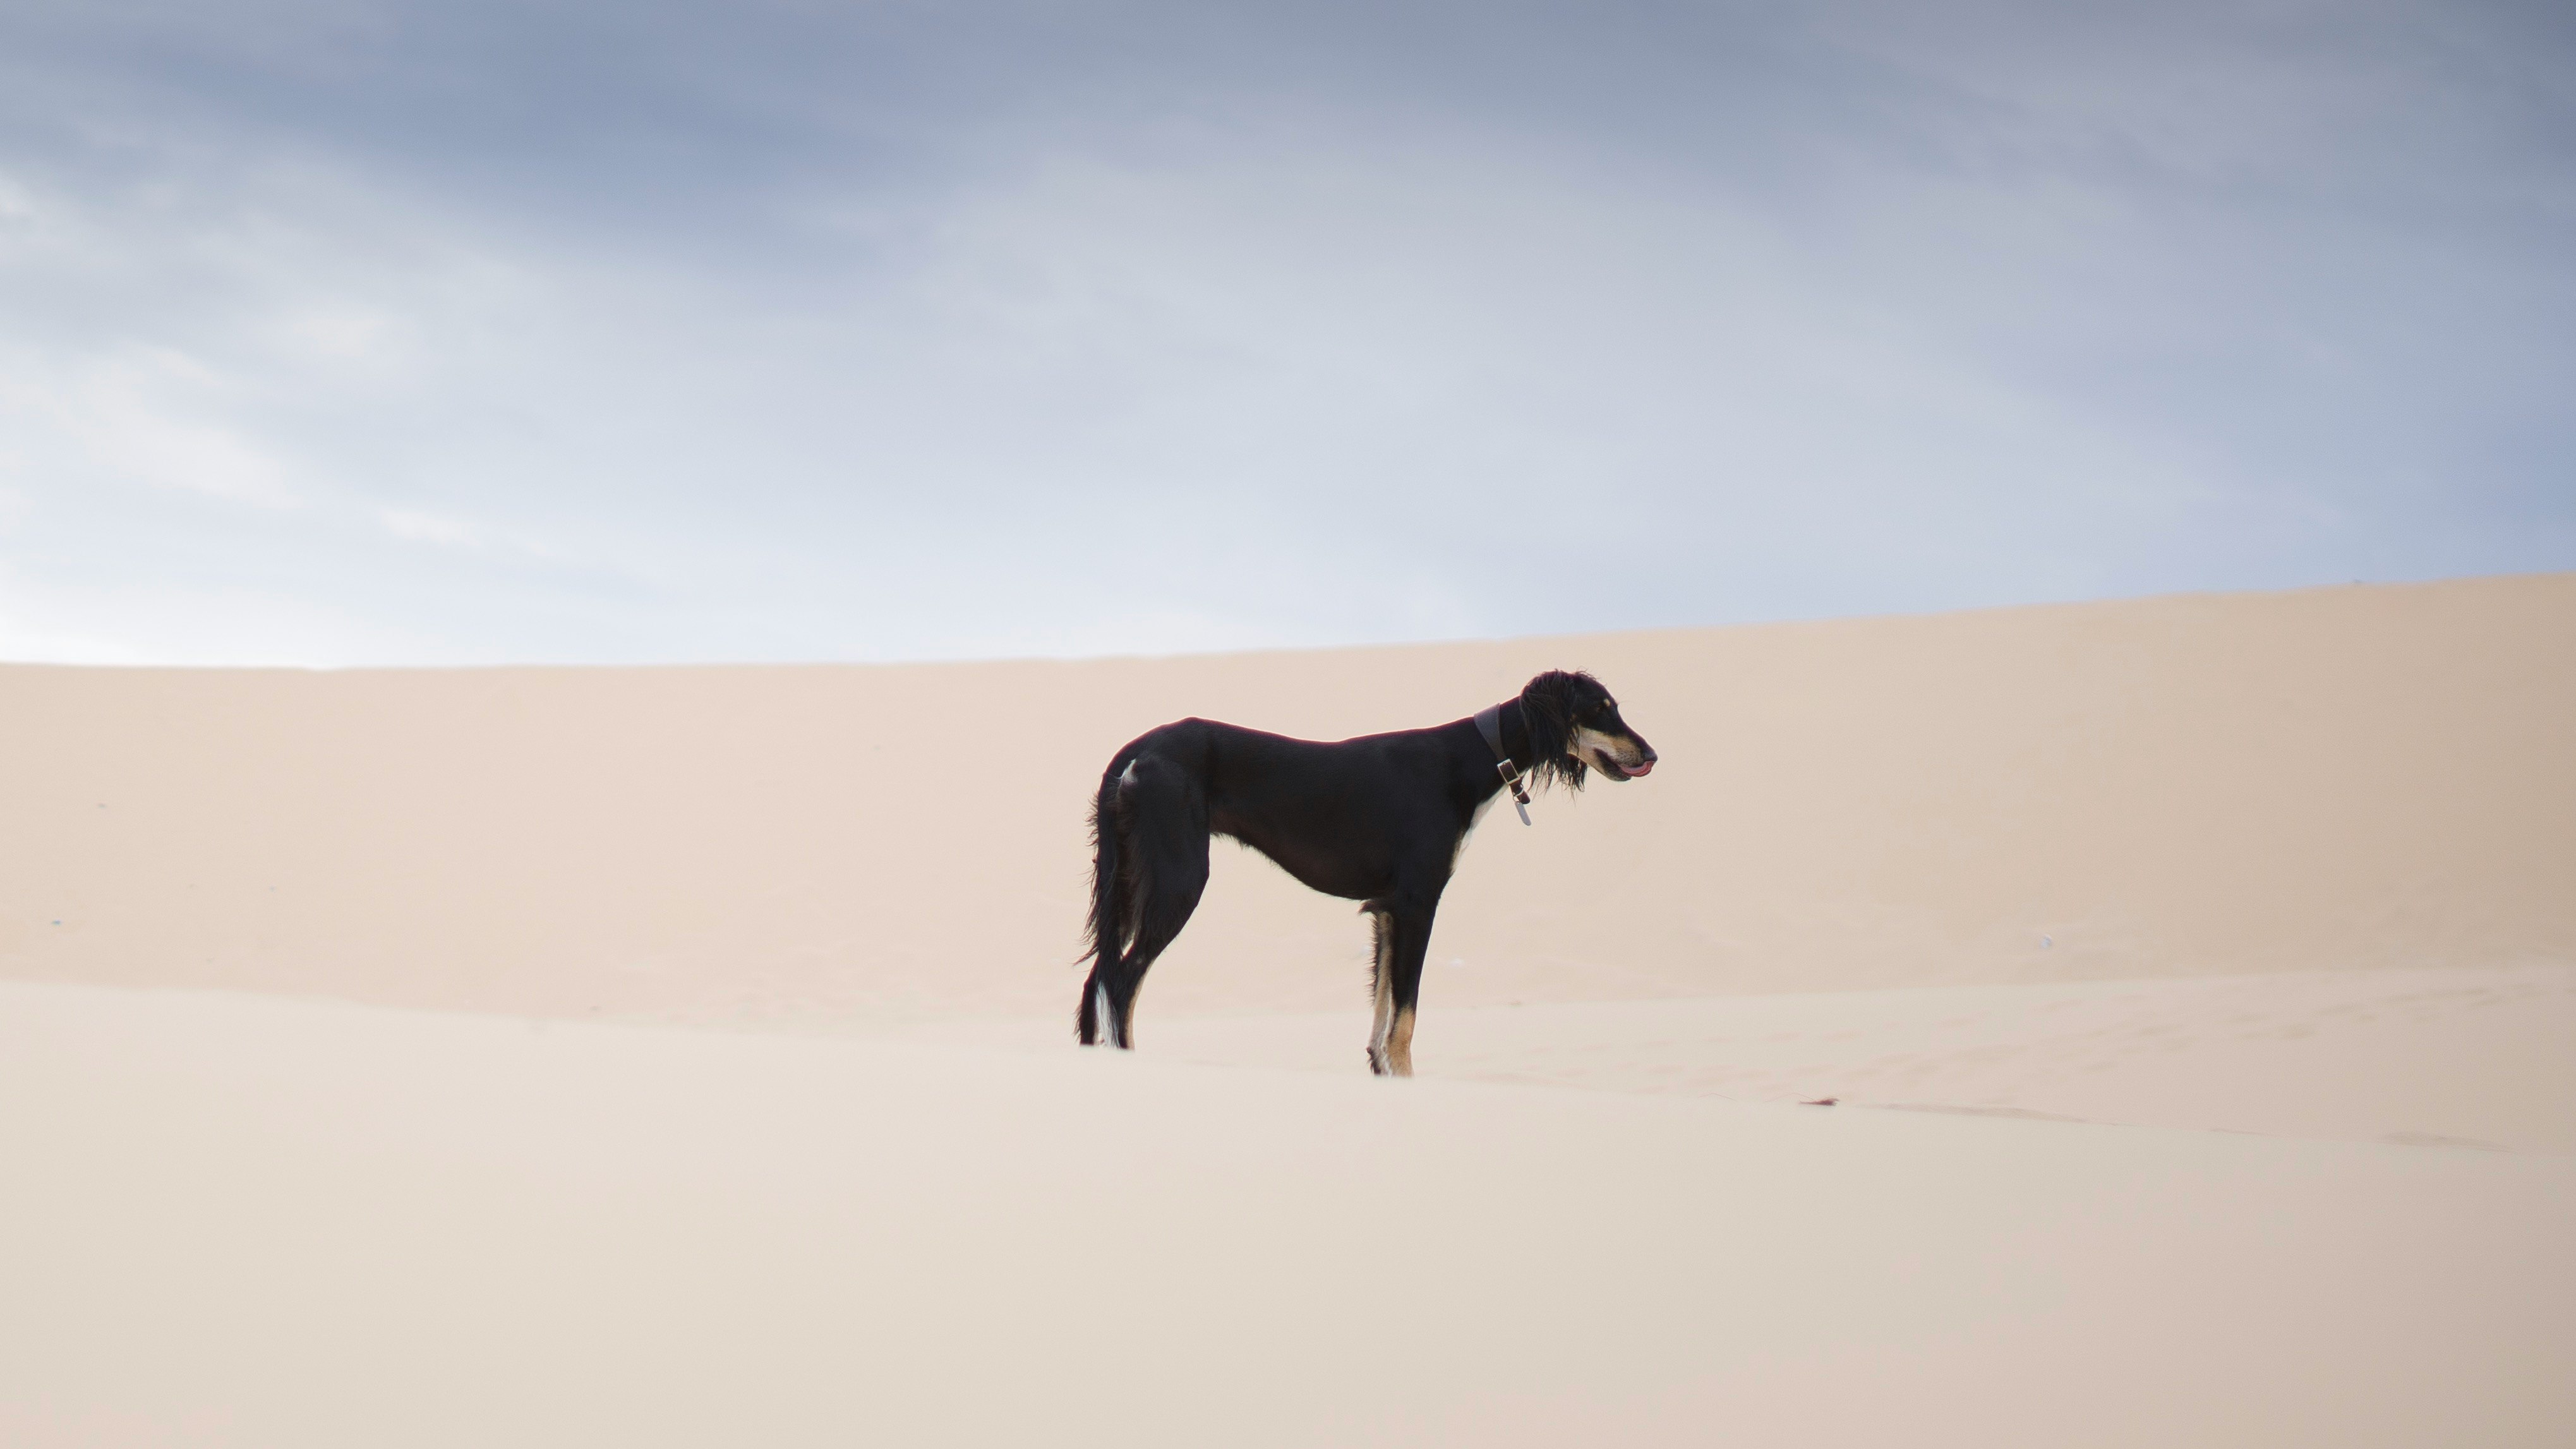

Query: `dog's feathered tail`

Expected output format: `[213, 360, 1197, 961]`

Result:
[1076, 759, 1128, 1044]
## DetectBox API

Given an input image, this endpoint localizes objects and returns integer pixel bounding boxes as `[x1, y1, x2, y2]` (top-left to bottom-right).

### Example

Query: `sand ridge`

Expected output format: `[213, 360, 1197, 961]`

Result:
[3, 574, 2569, 1031]
[908, 965, 2576, 1152]
[3, 575, 2572, 1445]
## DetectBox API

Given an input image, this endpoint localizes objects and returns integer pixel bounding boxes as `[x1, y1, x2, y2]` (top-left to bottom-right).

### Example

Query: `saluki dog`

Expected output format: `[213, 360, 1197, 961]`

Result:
[1077, 670, 1658, 1075]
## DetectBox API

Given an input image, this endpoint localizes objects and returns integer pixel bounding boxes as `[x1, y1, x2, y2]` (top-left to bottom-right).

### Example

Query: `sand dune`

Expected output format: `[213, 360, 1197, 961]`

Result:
[5, 981, 2570, 1448]
[909, 963, 2576, 1153]
[4, 575, 2570, 1031]
[3, 575, 2572, 1444]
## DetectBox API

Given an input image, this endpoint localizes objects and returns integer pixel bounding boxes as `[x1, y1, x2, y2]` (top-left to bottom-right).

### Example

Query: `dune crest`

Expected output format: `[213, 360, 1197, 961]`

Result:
[4, 575, 2568, 1029]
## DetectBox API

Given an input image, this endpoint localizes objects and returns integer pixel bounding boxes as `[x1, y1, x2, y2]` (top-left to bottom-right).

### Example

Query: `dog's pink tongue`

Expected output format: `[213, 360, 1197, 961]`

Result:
[1627, 759, 1654, 776]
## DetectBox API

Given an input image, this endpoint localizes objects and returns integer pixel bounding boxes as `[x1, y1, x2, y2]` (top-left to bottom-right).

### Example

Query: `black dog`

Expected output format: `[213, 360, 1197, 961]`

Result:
[1078, 670, 1657, 1075]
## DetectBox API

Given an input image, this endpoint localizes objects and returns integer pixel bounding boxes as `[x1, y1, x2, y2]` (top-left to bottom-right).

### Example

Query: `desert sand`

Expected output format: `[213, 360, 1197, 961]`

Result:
[3, 574, 2572, 1445]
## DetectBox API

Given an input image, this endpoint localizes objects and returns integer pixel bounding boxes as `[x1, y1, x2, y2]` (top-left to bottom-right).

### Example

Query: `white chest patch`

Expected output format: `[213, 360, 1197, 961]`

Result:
[1453, 791, 1500, 866]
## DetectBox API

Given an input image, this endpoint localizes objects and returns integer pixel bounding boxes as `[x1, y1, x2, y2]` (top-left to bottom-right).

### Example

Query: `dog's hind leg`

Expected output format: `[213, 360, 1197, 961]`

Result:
[1080, 753, 1210, 1050]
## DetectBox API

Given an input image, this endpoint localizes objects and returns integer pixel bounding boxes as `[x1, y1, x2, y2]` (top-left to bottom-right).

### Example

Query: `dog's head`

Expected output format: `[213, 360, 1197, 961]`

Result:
[1519, 670, 1657, 789]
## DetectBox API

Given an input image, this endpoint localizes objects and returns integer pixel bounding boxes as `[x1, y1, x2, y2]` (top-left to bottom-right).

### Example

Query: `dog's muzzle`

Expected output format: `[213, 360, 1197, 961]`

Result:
[1597, 740, 1658, 780]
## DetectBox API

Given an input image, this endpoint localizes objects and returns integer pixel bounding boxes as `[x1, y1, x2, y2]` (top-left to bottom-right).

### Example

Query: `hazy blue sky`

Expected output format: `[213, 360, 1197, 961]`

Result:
[3, 0, 2569, 664]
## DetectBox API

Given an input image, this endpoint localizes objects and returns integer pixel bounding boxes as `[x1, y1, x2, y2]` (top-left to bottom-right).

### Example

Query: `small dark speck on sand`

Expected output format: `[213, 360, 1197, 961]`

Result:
[1802, 1097, 1839, 1107]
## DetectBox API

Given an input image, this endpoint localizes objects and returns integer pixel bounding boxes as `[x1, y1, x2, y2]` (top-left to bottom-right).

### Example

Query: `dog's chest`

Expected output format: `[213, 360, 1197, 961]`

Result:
[1452, 791, 1502, 866]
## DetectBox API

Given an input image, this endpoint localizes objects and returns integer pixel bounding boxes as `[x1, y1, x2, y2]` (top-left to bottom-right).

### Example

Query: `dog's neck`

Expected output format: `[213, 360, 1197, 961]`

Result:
[1474, 700, 1534, 768]
[1473, 700, 1536, 825]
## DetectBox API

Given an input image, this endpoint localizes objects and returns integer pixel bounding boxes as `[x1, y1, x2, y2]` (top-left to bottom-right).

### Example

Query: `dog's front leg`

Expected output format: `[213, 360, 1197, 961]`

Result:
[1363, 897, 1439, 1077]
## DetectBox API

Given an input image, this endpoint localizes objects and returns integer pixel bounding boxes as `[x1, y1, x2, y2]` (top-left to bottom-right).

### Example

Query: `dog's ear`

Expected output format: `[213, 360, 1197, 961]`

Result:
[1518, 670, 1592, 791]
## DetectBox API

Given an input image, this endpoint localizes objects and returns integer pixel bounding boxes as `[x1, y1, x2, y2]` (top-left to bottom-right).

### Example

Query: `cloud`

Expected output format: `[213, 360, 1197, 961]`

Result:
[2, 347, 302, 509]
[376, 507, 478, 548]
[0, 0, 2567, 664]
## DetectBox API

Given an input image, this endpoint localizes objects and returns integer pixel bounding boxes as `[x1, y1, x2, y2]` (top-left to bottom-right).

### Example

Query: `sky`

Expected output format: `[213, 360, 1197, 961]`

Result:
[1, 0, 2570, 665]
